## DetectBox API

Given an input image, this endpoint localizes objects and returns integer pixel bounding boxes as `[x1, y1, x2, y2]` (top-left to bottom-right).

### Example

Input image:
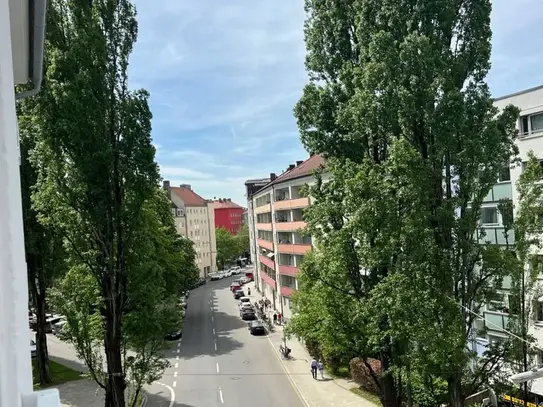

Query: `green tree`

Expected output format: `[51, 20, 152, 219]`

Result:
[18, 109, 67, 386]
[31, 0, 160, 404]
[235, 224, 250, 255]
[293, 1, 519, 406]
[216, 227, 239, 270]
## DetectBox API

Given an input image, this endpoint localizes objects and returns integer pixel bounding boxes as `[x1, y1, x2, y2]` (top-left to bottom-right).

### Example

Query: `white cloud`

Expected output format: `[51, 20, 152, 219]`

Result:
[159, 166, 214, 180]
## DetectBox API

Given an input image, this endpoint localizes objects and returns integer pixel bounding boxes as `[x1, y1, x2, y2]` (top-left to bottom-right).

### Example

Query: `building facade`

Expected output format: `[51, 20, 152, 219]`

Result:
[163, 181, 217, 278]
[473, 85, 543, 396]
[245, 155, 326, 319]
[212, 198, 244, 234]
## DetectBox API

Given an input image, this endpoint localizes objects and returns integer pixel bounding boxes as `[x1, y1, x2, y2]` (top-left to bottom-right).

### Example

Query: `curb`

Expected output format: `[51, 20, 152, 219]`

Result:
[140, 391, 148, 407]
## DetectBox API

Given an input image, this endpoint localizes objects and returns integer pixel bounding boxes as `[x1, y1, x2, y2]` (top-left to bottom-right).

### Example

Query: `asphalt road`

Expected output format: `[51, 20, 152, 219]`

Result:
[158, 274, 305, 407]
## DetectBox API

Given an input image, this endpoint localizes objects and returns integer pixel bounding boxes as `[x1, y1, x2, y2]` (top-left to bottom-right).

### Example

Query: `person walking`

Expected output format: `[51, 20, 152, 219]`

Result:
[310, 358, 318, 379]
[318, 360, 324, 380]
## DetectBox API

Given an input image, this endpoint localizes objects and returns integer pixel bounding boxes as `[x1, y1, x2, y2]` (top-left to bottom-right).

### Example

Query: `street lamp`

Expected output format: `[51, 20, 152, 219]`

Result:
[510, 367, 543, 384]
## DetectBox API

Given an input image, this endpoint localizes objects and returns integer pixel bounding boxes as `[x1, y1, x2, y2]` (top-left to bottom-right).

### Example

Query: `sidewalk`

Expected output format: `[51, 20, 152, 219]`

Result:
[247, 282, 378, 407]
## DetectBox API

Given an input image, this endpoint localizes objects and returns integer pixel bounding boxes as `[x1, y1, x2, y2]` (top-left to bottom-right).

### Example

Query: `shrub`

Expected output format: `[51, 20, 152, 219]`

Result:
[349, 357, 382, 394]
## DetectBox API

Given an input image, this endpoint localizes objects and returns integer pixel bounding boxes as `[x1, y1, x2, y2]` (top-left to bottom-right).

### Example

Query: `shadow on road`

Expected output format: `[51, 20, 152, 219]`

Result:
[145, 387, 197, 407]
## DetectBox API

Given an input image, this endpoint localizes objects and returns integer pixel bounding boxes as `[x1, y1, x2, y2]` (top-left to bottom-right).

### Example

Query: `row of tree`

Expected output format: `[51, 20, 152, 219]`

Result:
[216, 225, 250, 270]
[18, 0, 198, 406]
[288, 1, 543, 407]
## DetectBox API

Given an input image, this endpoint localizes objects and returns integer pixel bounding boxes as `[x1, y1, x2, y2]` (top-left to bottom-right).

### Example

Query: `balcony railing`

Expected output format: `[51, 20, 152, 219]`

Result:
[277, 243, 311, 255]
[259, 254, 275, 270]
[278, 264, 298, 276]
[256, 222, 272, 231]
[280, 286, 295, 297]
[273, 197, 310, 211]
[257, 238, 273, 251]
[261, 272, 277, 289]
[254, 203, 271, 214]
[274, 221, 306, 232]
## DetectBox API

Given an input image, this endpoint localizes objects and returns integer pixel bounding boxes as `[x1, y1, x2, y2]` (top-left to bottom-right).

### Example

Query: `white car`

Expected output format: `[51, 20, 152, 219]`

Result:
[230, 266, 241, 275]
[240, 277, 250, 284]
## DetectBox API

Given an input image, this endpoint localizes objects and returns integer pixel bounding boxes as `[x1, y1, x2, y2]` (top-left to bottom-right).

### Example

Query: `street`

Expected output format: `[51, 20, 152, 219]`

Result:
[45, 272, 305, 407]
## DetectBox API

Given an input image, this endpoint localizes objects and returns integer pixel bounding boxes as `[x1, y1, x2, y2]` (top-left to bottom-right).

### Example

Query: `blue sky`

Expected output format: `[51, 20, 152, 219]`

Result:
[129, 0, 543, 206]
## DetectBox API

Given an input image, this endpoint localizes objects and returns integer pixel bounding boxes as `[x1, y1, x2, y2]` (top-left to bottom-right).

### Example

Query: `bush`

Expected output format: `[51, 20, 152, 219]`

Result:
[349, 357, 382, 394]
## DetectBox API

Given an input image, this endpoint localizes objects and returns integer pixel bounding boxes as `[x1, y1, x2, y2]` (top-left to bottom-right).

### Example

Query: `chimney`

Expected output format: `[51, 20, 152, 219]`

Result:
[288, 164, 295, 170]
[270, 173, 277, 181]
[227, 198, 231, 202]
[296, 160, 303, 166]
[162, 180, 170, 189]
[179, 184, 191, 190]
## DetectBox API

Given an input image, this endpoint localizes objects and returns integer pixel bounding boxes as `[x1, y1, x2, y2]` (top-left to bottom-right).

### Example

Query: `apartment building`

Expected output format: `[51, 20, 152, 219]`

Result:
[245, 154, 326, 319]
[212, 198, 244, 234]
[163, 181, 217, 278]
[473, 85, 543, 396]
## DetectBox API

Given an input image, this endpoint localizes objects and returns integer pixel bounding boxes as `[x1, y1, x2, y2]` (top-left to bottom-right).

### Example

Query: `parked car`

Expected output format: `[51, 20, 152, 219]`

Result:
[249, 320, 266, 335]
[238, 297, 251, 307]
[210, 273, 220, 281]
[240, 308, 256, 320]
[45, 315, 63, 333]
[165, 329, 183, 341]
[239, 302, 253, 312]
[230, 266, 241, 275]
[240, 276, 250, 285]
[234, 290, 245, 299]
[230, 282, 241, 292]
[52, 319, 67, 336]
[30, 340, 37, 359]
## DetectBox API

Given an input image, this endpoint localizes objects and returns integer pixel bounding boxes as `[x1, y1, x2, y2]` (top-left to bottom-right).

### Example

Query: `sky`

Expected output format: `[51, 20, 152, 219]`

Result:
[129, 0, 543, 207]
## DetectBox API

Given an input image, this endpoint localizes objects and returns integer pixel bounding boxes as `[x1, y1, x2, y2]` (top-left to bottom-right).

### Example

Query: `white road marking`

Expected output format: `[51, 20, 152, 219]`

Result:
[176, 356, 179, 361]
[266, 335, 310, 407]
[213, 328, 216, 335]
[214, 340, 217, 351]
[176, 349, 180, 354]
[177, 342, 181, 348]
[174, 371, 178, 378]
[173, 381, 177, 388]
[156, 382, 175, 407]
[219, 388, 224, 404]
[216, 363, 220, 373]
[211, 316, 214, 322]
[174, 362, 178, 368]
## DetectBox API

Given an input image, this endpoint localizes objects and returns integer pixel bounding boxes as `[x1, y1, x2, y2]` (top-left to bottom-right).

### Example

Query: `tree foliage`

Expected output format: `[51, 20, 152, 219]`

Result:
[291, 1, 520, 406]
[22, 0, 196, 405]
[236, 224, 250, 255]
[216, 227, 242, 270]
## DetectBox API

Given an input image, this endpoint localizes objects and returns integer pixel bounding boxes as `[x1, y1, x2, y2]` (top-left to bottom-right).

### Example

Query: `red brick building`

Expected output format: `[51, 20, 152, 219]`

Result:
[213, 198, 244, 234]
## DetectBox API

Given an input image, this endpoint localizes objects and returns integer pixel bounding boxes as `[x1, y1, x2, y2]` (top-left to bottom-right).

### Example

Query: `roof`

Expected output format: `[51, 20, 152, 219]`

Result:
[493, 84, 543, 102]
[213, 200, 243, 210]
[269, 154, 324, 187]
[244, 178, 271, 186]
[170, 186, 207, 207]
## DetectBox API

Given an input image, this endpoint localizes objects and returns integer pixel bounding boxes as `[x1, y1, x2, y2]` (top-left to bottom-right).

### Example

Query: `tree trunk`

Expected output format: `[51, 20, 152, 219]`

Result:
[380, 372, 400, 407]
[29, 258, 52, 385]
[103, 300, 126, 407]
[447, 373, 464, 407]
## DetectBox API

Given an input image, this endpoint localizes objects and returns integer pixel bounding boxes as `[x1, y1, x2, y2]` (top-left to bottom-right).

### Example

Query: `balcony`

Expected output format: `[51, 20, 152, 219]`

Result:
[255, 203, 271, 214]
[261, 272, 276, 289]
[277, 243, 311, 255]
[280, 286, 295, 297]
[259, 254, 275, 270]
[483, 312, 509, 332]
[278, 264, 298, 277]
[256, 222, 272, 231]
[274, 221, 306, 232]
[273, 197, 310, 211]
[257, 238, 273, 251]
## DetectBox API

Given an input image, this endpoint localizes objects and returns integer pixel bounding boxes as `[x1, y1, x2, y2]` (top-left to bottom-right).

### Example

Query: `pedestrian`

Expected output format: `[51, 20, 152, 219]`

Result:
[277, 312, 282, 325]
[248, 287, 251, 295]
[310, 358, 318, 379]
[318, 360, 324, 379]
[273, 312, 277, 325]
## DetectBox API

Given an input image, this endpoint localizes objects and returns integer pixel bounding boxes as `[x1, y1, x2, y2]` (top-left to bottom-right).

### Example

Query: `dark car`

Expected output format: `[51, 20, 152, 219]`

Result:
[165, 330, 183, 341]
[240, 308, 256, 320]
[249, 320, 266, 335]
[234, 290, 245, 299]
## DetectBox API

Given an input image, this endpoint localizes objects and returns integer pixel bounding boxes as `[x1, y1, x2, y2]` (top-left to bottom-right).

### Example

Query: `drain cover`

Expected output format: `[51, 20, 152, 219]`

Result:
[242, 361, 250, 364]
[231, 376, 241, 381]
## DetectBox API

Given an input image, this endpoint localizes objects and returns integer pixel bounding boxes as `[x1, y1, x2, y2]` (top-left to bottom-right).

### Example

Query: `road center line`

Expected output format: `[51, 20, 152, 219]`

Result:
[219, 388, 224, 404]
[216, 363, 220, 373]
[173, 381, 177, 388]
[176, 356, 179, 361]
[212, 328, 216, 335]
[176, 349, 180, 354]
[211, 316, 214, 322]
[156, 382, 175, 407]
[214, 340, 217, 351]
[177, 342, 181, 348]
[174, 362, 178, 368]
[174, 372, 178, 378]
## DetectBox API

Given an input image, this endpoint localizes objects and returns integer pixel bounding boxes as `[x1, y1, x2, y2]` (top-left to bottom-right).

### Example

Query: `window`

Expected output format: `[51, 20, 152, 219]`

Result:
[535, 301, 543, 322]
[480, 207, 498, 225]
[521, 113, 543, 137]
[498, 166, 511, 182]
